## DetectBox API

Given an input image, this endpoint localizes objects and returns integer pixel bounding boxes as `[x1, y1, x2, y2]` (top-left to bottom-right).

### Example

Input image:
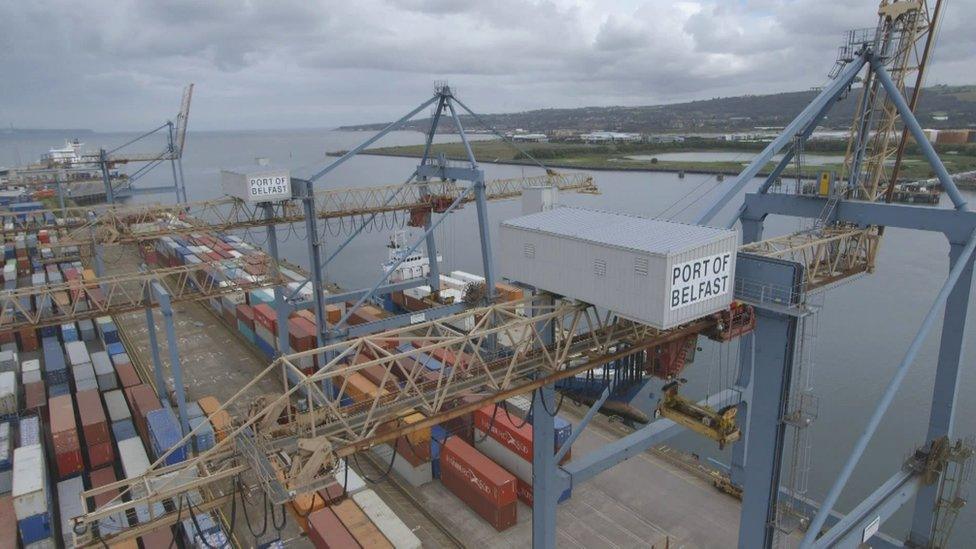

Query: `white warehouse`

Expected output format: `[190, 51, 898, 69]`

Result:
[499, 207, 738, 330]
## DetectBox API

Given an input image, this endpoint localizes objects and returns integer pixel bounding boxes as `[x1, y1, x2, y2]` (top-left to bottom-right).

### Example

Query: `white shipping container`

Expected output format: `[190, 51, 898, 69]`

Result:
[119, 438, 151, 480]
[352, 489, 422, 549]
[0, 372, 16, 415]
[439, 275, 468, 292]
[474, 428, 531, 483]
[57, 476, 85, 547]
[21, 359, 41, 384]
[370, 444, 432, 487]
[332, 459, 366, 494]
[12, 444, 48, 519]
[500, 207, 738, 330]
[90, 352, 113, 376]
[103, 390, 131, 422]
[0, 350, 17, 373]
[403, 285, 431, 300]
[451, 270, 485, 285]
[72, 363, 96, 384]
[65, 341, 90, 367]
[25, 537, 57, 549]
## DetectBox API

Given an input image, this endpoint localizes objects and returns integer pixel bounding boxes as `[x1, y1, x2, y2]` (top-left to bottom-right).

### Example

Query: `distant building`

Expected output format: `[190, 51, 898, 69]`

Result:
[580, 131, 643, 143]
[511, 133, 548, 143]
[646, 135, 686, 144]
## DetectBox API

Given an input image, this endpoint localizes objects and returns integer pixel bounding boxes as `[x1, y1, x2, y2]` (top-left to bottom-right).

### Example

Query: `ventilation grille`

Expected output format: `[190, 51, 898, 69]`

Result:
[594, 259, 607, 277]
[635, 257, 649, 276]
[523, 243, 536, 258]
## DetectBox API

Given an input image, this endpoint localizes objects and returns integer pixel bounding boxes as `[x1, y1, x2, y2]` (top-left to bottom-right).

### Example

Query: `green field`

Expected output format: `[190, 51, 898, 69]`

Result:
[364, 139, 976, 181]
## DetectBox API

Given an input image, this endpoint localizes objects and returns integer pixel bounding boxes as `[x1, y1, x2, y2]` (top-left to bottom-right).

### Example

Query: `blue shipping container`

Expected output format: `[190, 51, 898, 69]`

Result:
[17, 513, 52, 545]
[147, 408, 187, 465]
[112, 419, 138, 442]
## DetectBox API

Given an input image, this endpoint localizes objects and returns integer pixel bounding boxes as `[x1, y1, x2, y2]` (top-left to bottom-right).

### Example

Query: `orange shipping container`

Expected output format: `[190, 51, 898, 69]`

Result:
[331, 500, 393, 549]
[197, 396, 233, 442]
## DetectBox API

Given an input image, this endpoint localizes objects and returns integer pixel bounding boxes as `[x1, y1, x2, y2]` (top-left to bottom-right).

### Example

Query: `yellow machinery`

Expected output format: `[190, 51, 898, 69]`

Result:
[657, 382, 740, 449]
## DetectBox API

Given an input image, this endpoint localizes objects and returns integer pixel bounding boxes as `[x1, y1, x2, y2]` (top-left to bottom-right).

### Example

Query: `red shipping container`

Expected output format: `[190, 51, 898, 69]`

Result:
[49, 394, 84, 478]
[354, 356, 399, 392]
[440, 437, 517, 531]
[253, 304, 277, 332]
[125, 384, 162, 444]
[76, 389, 110, 445]
[307, 507, 360, 549]
[0, 331, 13, 345]
[115, 361, 141, 388]
[0, 496, 16, 547]
[317, 482, 346, 505]
[236, 304, 255, 329]
[395, 436, 431, 466]
[139, 526, 174, 548]
[90, 467, 119, 508]
[24, 380, 47, 419]
[474, 405, 533, 461]
[17, 327, 38, 352]
[88, 440, 114, 469]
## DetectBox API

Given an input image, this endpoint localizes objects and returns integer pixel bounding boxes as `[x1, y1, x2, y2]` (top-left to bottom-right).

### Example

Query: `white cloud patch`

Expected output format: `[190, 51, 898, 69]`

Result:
[0, 0, 972, 130]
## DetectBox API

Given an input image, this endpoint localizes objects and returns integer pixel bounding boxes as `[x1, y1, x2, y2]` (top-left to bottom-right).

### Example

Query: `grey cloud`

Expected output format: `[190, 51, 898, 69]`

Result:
[0, 0, 972, 131]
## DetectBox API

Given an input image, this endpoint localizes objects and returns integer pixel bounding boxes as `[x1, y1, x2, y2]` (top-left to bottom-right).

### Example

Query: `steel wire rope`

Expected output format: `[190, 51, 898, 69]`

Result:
[450, 98, 551, 173]
[352, 443, 398, 484]
[106, 122, 171, 155]
[270, 500, 287, 532]
[538, 388, 565, 418]
[164, 493, 185, 549]
[185, 494, 229, 549]
[501, 397, 532, 429]
[238, 477, 270, 539]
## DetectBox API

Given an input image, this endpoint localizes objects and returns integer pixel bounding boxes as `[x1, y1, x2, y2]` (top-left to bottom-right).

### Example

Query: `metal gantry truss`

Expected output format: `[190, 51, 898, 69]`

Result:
[72, 296, 718, 546]
[0, 256, 283, 330]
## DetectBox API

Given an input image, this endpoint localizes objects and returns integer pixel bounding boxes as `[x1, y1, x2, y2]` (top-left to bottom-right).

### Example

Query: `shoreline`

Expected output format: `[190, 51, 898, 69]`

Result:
[356, 150, 976, 188]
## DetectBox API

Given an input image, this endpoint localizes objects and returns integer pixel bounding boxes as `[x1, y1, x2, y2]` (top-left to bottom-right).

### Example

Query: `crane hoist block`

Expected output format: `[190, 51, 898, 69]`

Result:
[657, 383, 740, 449]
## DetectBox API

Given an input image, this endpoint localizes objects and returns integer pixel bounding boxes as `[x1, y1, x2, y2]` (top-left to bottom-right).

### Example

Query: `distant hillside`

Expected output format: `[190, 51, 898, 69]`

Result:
[0, 128, 94, 136]
[341, 85, 976, 134]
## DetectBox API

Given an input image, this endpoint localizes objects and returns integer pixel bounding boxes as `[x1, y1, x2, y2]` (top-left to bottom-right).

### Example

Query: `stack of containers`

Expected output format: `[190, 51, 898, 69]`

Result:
[21, 358, 41, 384]
[125, 384, 162, 443]
[351, 489, 423, 549]
[113, 355, 141, 389]
[187, 415, 216, 453]
[105, 389, 137, 445]
[57, 476, 85, 548]
[61, 322, 78, 343]
[12, 444, 53, 546]
[0, 422, 10, 493]
[331, 499, 394, 548]
[236, 305, 256, 344]
[77, 319, 96, 341]
[49, 394, 83, 478]
[42, 337, 70, 396]
[439, 437, 517, 531]
[90, 351, 116, 391]
[77, 389, 114, 468]
[66, 341, 96, 392]
[252, 304, 277, 358]
[89, 467, 127, 536]
[197, 397, 231, 443]
[147, 407, 187, 465]
[287, 315, 318, 374]
[473, 405, 571, 505]
[0, 371, 15, 416]
[307, 507, 360, 548]
[118, 437, 166, 526]
[18, 416, 40, 447]
[23, 380, 46, 419]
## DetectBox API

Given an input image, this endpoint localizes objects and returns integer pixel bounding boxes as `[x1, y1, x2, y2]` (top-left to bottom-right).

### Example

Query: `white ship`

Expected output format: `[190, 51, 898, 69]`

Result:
[382, 230, 442, 283]
[41, 139, 86, 167]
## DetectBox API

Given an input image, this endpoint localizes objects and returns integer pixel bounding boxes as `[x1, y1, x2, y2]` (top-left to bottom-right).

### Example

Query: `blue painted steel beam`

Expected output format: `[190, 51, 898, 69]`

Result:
[812, 468, 920, 548]
[264, 205, 290, 354]
[142, 284, 168, 404]
[151, 282, 191, 442]
[419, 97, 446, 295]
[909, 240, 975, 544]
[307, 95, 439, 184]
[446, 98, 496, 303]
[694, 54, 867, 227]
[742, 193, 976, 242]
[532, 386, 558, 549]
[869, 57, 968, 211]
[554, 378, 617, 464]
[557, 389, 739, 490]
[800, 228, 976, 547]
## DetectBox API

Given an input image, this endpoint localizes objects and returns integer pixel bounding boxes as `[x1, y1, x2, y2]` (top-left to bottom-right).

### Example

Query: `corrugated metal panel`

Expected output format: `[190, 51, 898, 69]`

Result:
[500, 207, 737, 329]
[501, 207, 729, 254]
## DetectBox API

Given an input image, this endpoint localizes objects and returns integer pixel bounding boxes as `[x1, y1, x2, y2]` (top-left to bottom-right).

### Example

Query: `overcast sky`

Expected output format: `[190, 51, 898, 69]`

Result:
[1, 0, 973, 131]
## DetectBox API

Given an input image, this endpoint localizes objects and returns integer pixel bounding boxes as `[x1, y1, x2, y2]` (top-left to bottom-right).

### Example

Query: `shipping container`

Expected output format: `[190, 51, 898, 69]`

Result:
[118, 437, 151, 480]
[332, 499, 393, 549]
[76, 389, 110, 444]
[0, 496, 15, 549]
[499, 207, 737, 329]
[125, 384, 161, 444]
[147, 407, 186, 465]
[57, 476, 85, 548]
[0, 372, 15, 415]
[197, 397, 232, 442]
[103, 390, 131, 423]
[112, 419, 138, 442]
[48, 394, 83, 478]
[21, 359, 41, 384]
[370, 444, 431, 487]
[18, 416, 40, 447]
[439, 437, 517, 531]
[114, 361, 140, 388]
[91, 351, 117, 391]
[351, 490, 421, 549]
[307, 507, 360, 549]
[89, 467, 127, 536]
[64, 341, 90, 367]
[13, 444, 52, 544]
